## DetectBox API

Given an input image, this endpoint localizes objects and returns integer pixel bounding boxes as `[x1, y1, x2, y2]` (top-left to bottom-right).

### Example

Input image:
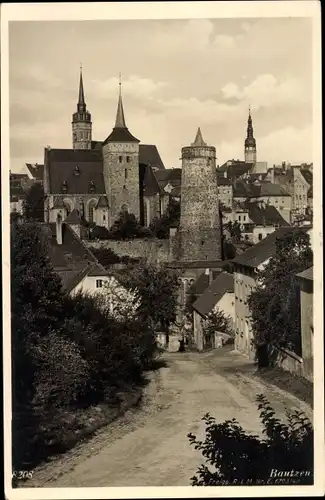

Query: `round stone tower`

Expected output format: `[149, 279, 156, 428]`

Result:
[178, 128, 222, 261]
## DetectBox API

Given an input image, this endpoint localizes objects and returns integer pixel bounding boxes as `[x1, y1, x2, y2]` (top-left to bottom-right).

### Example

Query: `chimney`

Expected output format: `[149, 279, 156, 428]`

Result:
[205, 268, 213, 285]
[56, 213, 63, 245]
[224, 170, 227, 179]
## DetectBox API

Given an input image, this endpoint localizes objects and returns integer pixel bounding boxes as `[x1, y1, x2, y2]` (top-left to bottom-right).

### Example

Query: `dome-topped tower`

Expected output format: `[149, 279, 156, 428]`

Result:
[244, 107, 257, 163]
[72, 65, 92, 150]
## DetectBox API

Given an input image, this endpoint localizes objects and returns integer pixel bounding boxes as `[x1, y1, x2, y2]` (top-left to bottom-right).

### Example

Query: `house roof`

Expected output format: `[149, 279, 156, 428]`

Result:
[47, 222, 108, 292]
[217, 176, 233, 186]
[244, 201, 288, 226]
[296, 266, 313, 282]
[139, 144, 165, 170]
[188, 270, 222, 295]
[300, 168, 313, 187]
[233, 179, 290, 198]
[218, 161, 254, 179]
[103, 127, 140, 145]
[26, 163, 44, 181]
[192, 272, 234, 318]
[46, 148, 106, 194]
[154, 168, 182, 191]
[232, 226, 311, 269]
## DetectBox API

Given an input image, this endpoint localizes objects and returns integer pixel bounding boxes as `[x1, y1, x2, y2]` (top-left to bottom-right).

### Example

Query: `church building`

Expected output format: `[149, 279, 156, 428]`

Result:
[44, 68, 168, 229]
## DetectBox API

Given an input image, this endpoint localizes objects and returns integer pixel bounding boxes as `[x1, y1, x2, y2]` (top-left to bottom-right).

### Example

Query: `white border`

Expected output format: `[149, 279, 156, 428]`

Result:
[2, 2, 323, 499]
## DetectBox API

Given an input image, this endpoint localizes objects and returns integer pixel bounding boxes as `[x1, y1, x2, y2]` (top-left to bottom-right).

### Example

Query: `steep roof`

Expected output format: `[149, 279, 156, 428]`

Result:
[96, 196, 109, 208]
[47, 148, 105, 194]
[154, 168, 182, 191]
[143, 165, 161, 196]
[26, 163, 44, 181]
[47, 222, 108, 292]
[65, 208, 88, 225]
[232, 226, 311, 269]
[300, 168, 313, 186]
[139, 144, 165, 170]
[188, 270, 222, 295]
[234, 179, 290, 198]
[244, 201, 288, 226]
[296, 266, 313, 282]
[192, 271, 234, 318]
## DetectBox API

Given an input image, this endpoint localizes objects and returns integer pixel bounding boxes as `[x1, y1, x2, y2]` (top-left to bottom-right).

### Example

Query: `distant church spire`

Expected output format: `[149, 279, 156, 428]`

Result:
[191, 127, 207, 147]
[114, 72, 127, 128]
[78, 64, 85, 110]
[244, 106, 257, 163]
[72, 65, 92, 150]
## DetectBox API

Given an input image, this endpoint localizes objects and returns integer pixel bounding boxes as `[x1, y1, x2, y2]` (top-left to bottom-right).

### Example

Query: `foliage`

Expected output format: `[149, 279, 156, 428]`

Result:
[247, 230, 313, 361]
[188, 394, 313, 486]
[109, 211, 151, 240]
[225, 221, 242, 243]
[22, 183, 45, 222]
[98, 276, 142, 321]
[89, 246, 140, 268]
[91, 225, 110, 240]
[121, 263, 179, 332]
[149, 198, 180, 239]
[202, 308, 233, 339]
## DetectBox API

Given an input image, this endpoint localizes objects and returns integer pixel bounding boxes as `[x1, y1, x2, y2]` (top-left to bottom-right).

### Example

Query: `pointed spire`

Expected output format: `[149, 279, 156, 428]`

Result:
[246, 107, 254, 139]
[114, 72, 127, 128]
[78, 64, 85, 107]
[191, 127, 207, 147]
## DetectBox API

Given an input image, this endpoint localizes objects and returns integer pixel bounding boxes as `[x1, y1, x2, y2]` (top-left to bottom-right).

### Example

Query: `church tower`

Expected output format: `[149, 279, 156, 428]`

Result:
[244, 107, 257, 163]
[178, 128, 222, 261]
[72, 66, 92, 150]
[102, 76, 140, 225]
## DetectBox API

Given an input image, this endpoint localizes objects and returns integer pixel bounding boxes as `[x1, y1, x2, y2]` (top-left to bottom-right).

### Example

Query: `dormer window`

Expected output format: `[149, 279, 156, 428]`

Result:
[62, 181, 68, 192]
[74, 165, 80, 176]
[89, 181, 96, 193]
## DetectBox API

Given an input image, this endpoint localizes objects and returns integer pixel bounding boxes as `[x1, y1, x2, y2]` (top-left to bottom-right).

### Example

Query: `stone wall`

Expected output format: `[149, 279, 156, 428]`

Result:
[85, 238, 171, 264]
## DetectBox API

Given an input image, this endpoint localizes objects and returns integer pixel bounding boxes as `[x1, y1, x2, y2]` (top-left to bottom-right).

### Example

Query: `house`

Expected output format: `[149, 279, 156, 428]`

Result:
[296, 266, 313, 382]
[10, 183, 26, 214]
[154, 168, 182, 214]
[232, 226, 313, 361]
[25, 163, 44, 183]
[47, 213, 122, 298]
[192, 271, 235, 351]
[216, 174, 233, 209]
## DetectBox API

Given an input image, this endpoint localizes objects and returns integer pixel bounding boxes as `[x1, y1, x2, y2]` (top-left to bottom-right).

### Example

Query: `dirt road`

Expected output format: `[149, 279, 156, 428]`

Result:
[26, 347, 312, 487]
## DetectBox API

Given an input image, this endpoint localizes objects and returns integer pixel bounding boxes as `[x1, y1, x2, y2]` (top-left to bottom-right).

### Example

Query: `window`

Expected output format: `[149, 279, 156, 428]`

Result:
[238, 215, 241, 221]
[88, 200, 96, 223]
[96, 280, 103, 288]
[258, 233, 263, 241]
[119, 156, 123, 163]
[103, 214, 106, 222]
[126, 156, 130, 163]
[125, 168, 128, 180]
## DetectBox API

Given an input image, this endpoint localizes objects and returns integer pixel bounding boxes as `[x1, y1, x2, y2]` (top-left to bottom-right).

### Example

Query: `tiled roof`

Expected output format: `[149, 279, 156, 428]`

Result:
[103, 127, 140, 145]
[234, 179, 290, 198]
[232, 226, 311, 269]
[154, 168, 182, 191]
[218, 161, 254, 179]
[47, 222, 108, 292]
[244, 201, 288, 226]
[47, 148, 105, 194]
[188, 270, 222, 295]
[192, 272, 234, 318]
[296, 266, 313, 282]
[139, 145, 165, 170]
[26, 163, 44, 181]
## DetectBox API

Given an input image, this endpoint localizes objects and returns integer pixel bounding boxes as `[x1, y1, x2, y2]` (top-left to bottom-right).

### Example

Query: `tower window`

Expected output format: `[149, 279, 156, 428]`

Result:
[125, 168, 128, 179]
[74, 165, 80, 176]
[126, 156, 130, 163]
[119, 156, 123, 163]
[62, 181, 68, 193]
[96, 280, 103, 288]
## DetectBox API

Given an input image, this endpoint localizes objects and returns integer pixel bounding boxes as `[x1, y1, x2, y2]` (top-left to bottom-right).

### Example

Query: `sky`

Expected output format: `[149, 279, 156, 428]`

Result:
[9, 17, 313, 172]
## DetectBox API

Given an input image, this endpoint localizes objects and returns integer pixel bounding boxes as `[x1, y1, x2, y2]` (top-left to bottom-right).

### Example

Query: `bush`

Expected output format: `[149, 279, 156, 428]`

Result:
[188, 394, 313, 485]
[109, 211, 150, 240]
[91, 225, 110, 240]
[149, 198, 180, 239]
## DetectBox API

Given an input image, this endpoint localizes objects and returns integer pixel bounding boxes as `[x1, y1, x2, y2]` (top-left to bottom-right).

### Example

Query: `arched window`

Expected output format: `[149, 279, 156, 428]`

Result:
[88, 199, 97, 223]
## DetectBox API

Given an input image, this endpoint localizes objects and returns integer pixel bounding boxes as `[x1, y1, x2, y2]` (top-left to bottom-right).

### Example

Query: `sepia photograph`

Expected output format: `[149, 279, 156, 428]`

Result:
[2, 1, 323, 499]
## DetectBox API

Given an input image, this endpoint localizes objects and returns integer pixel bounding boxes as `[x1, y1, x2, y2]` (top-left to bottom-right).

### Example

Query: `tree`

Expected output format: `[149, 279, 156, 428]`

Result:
[122, 263, 179, 332]
[22, 183, 45, 222]
[225, 221, 242, 243]
[202, 308, 233, 340]
[109, 211, 150, 239]
[188, 394, 313, 486]
[91, 225, 109, 240]
[149, 198, 180, 239]
[248, 229, 313, 363]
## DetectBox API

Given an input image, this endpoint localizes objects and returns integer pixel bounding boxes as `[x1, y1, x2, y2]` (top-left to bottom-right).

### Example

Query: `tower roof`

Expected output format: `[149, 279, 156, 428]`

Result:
[78, 65, 85, 107]
[245, 107, 256, 147]
[103, 75, 139, 145]
[191, 127, 207, 147]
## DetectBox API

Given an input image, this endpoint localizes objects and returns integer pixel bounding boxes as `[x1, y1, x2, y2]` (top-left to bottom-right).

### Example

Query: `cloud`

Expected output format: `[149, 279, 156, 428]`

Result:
[91, 75, 169, 100]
